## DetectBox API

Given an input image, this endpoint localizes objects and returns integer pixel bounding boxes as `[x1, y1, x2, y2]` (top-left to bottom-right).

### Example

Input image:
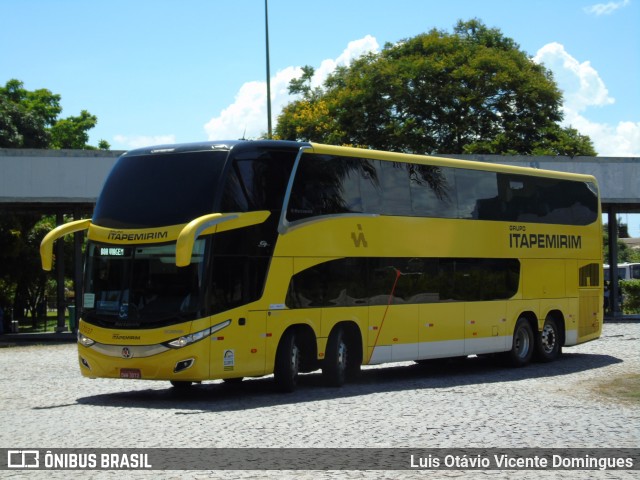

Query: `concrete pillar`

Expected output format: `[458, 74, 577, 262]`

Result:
[73, 208, 84, 333]
[606, 206, 621, 316]
[55, 211, 67, 332]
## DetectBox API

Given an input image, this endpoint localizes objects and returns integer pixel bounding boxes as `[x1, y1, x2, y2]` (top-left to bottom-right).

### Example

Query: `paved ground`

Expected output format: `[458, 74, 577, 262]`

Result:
[0, 322, 638, 479]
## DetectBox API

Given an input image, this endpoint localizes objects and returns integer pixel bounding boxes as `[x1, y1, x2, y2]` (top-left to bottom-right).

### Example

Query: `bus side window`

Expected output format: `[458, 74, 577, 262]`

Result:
[410, 165, 456, 218]
[221, 149, 296, 213]
[288, 154, 366, 220]
[455, 169, 498, 220]
[377, 162, 412, 216]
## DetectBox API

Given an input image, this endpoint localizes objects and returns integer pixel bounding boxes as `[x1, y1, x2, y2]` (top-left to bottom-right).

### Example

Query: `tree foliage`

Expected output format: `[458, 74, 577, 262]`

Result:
[0, 79, 108, 322]
[620, 280, 640, 313]
[0, 214, 57, 322]
[603, 223, 640, 264]
[276, 19, 596, 156]
[50, 110, 98, 149]
[0, 79, 109, 150]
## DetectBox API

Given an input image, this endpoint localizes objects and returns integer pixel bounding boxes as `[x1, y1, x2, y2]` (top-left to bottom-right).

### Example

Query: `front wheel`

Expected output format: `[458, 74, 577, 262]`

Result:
[222, 377, 244, 385]
[274, 330, 301, 393]
[535, 316, 562, 362]
[170, 380, 193, 389]
[505, 317, 534, 367]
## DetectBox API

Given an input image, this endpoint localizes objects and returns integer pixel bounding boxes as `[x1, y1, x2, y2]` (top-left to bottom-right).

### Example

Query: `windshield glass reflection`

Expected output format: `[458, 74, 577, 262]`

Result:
[83, 241, 205, 328]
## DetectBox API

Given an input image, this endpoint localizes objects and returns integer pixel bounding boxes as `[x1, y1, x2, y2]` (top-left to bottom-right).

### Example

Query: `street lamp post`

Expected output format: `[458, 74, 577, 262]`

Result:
[265, 0, 272, 139]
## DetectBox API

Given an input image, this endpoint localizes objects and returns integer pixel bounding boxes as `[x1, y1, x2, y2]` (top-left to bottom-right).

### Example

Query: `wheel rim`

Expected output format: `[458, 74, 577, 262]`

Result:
[337, 341, 347, 372]
[290, 343, 300, 380]
[514, 326, 530, 359]
[540, 323, 557, 354]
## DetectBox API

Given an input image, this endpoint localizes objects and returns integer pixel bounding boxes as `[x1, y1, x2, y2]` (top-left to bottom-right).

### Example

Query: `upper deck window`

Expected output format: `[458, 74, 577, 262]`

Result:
[220, 148, 297, 213]
[286, 152, 598, 226]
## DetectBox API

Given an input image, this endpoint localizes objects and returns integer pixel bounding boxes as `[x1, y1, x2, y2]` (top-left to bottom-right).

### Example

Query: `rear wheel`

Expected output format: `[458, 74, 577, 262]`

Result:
[274, 330, 301, 393]
[535, 316, 561, 362]
[323, 327, 348, 387]
[506, 317, 534, 367]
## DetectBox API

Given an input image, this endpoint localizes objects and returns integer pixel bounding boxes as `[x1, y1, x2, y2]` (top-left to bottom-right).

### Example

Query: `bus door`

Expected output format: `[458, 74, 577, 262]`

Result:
[210, 309, 267, 378]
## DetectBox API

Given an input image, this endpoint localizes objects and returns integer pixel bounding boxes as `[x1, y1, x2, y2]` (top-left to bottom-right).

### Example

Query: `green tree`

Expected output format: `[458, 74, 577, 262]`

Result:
[276, 19, 596, 156]
[0, 79, 106, 149]
[603, 222, 638, 264]
[620, 280, 640, 314]
[0, 214, 55, 322]
[0, 79, 60, 148]
[0, 79, 106, 325]
[50, 110, 97, 149]
[532, 126, 597, 157]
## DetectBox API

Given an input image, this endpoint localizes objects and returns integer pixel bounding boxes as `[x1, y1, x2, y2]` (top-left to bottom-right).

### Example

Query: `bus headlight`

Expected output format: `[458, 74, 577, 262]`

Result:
[164, 319, 231, 349]
[78, 331, 95, 347]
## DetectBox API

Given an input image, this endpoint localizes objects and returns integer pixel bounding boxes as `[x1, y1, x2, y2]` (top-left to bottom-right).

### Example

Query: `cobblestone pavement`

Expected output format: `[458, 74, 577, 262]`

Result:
[1, 322, 638, 479]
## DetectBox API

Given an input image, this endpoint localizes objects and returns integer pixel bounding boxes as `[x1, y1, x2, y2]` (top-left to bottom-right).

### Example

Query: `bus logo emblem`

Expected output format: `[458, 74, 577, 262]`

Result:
[7, 450, 39, 468]
[351, 224, 368, 248]
[121, 347, 132, 359]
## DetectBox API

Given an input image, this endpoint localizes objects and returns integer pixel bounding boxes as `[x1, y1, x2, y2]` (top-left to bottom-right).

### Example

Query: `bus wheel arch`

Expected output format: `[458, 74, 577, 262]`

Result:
[170, 380, 193, 389]
[505, 313, 536, 367]
[534, 311, 564, 362]
[273, 324, 317, 393]
[322, 321, 363, 387]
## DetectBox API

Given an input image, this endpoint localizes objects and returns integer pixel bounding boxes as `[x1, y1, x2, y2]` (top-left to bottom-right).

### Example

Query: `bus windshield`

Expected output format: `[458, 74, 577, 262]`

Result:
[83, 240, 205, 328]
[93, 150, 229, 228]
[82, 145, 300, 329]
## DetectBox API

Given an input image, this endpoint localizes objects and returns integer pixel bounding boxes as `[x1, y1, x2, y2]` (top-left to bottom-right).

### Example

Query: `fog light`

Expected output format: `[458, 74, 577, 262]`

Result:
[79, 356, 91, 370]
[174, 358, 194, 373]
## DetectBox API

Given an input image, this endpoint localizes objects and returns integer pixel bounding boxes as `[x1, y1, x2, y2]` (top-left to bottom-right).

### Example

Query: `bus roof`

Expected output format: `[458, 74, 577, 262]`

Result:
[309, 143, 599, 185]
[121, 140, 309, 157]
[120, 139, 598, 186]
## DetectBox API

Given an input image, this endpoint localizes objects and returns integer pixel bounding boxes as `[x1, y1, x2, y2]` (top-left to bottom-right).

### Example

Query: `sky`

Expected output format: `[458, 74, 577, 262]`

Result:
[2, 0, 640, 232]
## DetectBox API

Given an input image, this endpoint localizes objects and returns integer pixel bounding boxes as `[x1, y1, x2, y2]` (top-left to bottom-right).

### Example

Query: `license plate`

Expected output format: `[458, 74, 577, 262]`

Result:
[120, 368, 141, 379]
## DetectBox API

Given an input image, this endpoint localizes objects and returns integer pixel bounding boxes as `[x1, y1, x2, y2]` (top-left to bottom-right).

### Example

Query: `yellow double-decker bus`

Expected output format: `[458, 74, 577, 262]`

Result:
[41, 141, 603, 392]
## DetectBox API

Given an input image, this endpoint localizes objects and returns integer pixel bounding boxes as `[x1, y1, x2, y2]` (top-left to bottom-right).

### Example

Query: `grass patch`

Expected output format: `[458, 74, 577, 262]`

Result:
[594, 374, 640, 404]
[7, 313, 71, 334]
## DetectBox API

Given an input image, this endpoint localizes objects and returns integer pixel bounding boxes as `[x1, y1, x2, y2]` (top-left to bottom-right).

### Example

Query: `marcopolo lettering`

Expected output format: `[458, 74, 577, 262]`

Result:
[107, 231, 168, 241]
[509, 233, 581, 249]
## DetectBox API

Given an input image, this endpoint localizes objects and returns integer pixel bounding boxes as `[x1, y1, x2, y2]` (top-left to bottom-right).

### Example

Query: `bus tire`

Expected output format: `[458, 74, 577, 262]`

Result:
[506, 317, 534, 367]
[323, 327, 348, 387]
[222, 377, 244, 384]
[274, 329, 301, 393]
[535, 316, 561, 362]
[170, 380, 193, 389]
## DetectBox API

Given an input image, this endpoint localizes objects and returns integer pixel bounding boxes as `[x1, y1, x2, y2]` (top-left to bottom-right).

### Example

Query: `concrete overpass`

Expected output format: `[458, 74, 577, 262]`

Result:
[1, 148, 639, 328]
[0, 149, 122, 333]
[0, 148, 123, 212]
[2, 149, 638, 212]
